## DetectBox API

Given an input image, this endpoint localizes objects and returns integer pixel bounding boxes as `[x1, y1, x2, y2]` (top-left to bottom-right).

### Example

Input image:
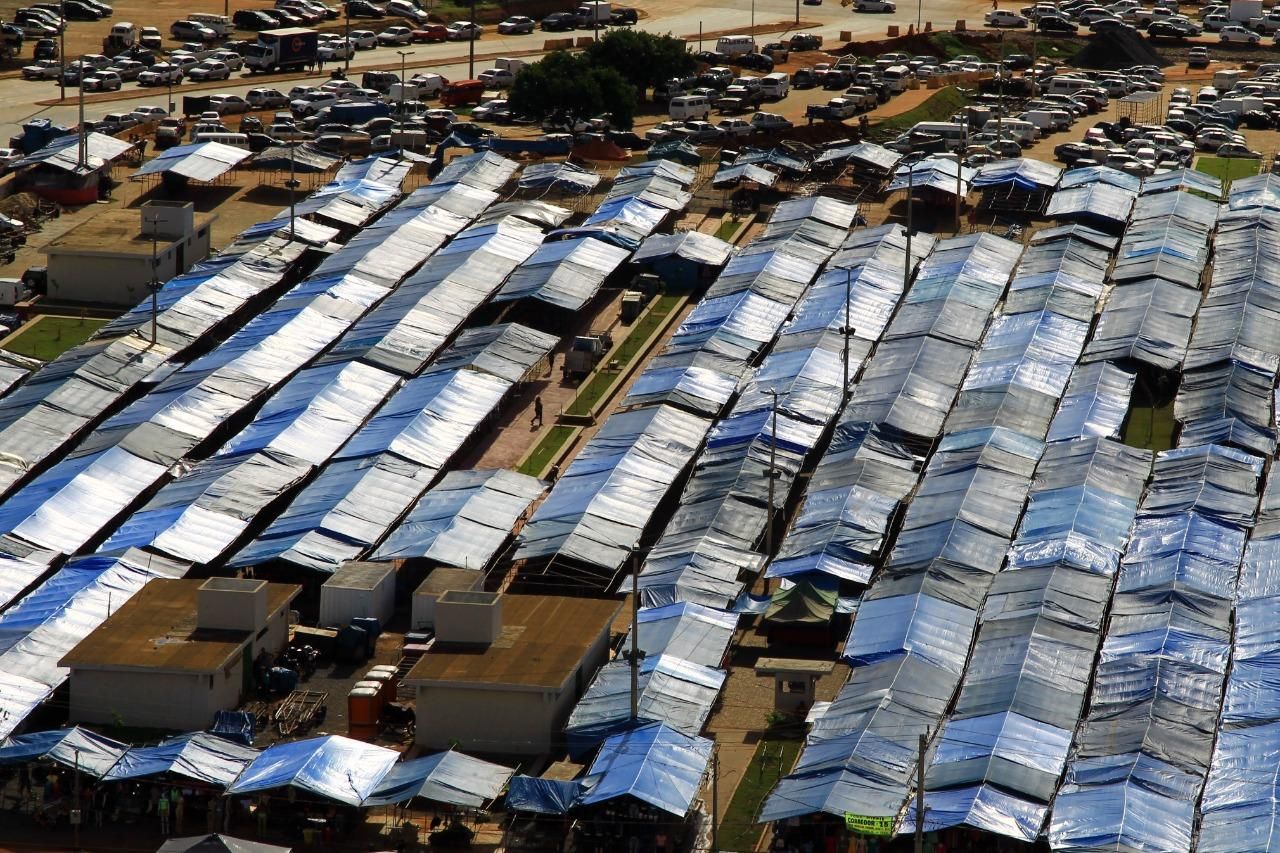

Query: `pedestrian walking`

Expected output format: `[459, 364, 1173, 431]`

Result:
[157, 791, 170, 835]
[174, 792, 185, 834]
[532, 395, 544, 427]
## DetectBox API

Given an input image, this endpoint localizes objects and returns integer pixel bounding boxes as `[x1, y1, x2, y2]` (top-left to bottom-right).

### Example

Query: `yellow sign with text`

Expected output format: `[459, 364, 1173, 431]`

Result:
[844, 814, 895, 836]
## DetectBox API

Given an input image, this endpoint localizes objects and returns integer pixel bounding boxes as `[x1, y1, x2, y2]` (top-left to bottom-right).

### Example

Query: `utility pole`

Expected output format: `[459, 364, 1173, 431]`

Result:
[630, 552, 640, 721]
[343, 5, 351, 73]
[77, 66, 86, 169]
[765, 389, 779, 555]
[956, 125, 966, 234]
[904, 158, 914, 293]
[711, 747, 720, 853]
[914, 733, 926, 853]
[397, 49, 414, 157]
[59, 0, 66, 102]
[468, 0, 477, 79]
[751, 0, 756, 32]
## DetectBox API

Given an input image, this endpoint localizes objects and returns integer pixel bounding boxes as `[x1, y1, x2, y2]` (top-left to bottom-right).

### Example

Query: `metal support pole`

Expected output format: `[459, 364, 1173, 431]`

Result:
[843, 267, 852, 397]
[905, 162, 913, 293]
[751, 0, 755, 32]
[917, 0, 922, 31]
[711, 747, 720, 853]
[167, 72, 173, 116]
[698, 20, 702, 51]
[397, 50, 413, 155]
[77, 69, 86, 168]
[795, 0, 800, 24]
[149, 214, 160, 344]
[468, 0, 476, 79]
[765, 389, 778, 555]
[72, 747, 81, 851]
[914, 733, 926, 853]
[629, 552, 640, 721]
[956, 128, 965, 234]
[287, 142, 298, 242]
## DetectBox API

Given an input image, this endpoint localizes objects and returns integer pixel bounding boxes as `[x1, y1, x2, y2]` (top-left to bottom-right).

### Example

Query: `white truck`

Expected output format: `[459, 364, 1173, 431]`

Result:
[575, 1, 611, 26]
[1230, 0, 1262, 22]
[1214, 68, 1248, 90]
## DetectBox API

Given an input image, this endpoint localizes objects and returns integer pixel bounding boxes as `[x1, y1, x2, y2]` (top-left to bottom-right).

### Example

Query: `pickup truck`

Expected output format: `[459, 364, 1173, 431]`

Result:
[806, 97, 860, 121]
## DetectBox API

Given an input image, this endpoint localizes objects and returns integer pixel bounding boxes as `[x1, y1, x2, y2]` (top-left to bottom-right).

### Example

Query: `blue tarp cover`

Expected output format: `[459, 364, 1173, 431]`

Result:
[226, 735, 399, 805]
[361, 750, 514, 808]
[505, 776, 585, 815]
[578, 722, 713, 818]
[104, 733, 259, 786]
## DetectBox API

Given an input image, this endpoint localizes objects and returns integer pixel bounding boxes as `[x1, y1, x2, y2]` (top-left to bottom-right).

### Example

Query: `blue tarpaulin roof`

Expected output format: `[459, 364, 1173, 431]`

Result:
[361, 750, 514, 808]
[104, 733, 259, 786]
[505, 776, 586, 815]
[974, 158, 1063, 191]
[226, 735, 399, 806]
[0, 726, 128, 777]
[577, 722, 713, 818]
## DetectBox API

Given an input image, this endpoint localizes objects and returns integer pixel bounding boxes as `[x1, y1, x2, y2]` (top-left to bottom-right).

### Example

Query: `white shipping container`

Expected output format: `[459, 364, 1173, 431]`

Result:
[319, 561, 397, 628]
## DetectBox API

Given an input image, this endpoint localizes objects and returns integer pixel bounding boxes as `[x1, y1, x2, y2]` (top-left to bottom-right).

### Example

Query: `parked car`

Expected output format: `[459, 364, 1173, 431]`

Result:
[985, 9, 1029, 25]
[1037, 15, 1078, 32]
[209, 49, 244, 70]
[377, 25, 413, 44]
[344, 0, 386, 17]
[737, 52, 774, 72]
[411, 23, 447, 41]
[247, 87, 289, 108]
[854, 0, 896, 11]
[137, 62, 182, 86]
[170, 20, 217, 41]
[108, 58, 145, 80]
[498, 15, 535, 33]
[232, 9, 275, 30]
[186, 60, 230, 81]
[446, 21, 482, 39]
[131, 105, 167, 122]
[751, 111, 793, 131]
[292, 91, 339, 116]
[209, 93, 249, 114]
[21, 59, 61, 79]
[1218, 141, 1262, 157]
[385, 0, 427, 22]
[1219, 24, 1261, 42]
[81, 70, 121, 90]
[348, 29, 377, 48]
[716, 117, 753, 137]
[1188, 46, 1210, 67]
[541, 11, 577, 30]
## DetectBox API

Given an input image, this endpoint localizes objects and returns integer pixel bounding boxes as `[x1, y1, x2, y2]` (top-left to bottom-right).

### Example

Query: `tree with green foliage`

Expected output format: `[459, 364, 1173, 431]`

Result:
[583, 28, 696, 91]
[508, 49, 638, 130]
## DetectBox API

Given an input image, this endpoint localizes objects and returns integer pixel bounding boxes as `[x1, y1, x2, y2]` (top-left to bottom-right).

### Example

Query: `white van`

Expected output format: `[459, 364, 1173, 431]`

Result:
[1047, 75, 1095, 95]
[669, 94, 711, 120]
[191, 131, 249, 148]
[189, 13, 233, 36]
[908, 121, 969, 149]
[983, 118, 1038, 144]
[881, 65, 912, 93]
[716, 35, 756, 57]
[760, 72, 790, 99]
[495, 57, 527, 73]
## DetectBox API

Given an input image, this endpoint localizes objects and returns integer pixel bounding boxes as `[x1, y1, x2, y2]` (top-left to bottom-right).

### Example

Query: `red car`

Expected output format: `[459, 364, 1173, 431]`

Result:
[412, 23, 446, 42]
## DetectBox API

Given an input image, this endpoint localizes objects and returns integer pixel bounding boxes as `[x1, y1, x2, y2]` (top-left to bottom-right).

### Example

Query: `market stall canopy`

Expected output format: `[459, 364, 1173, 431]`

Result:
[505, 776, 587, 815]
[361, 750, 515, 808]
[13, 132, 133, 174]
[135, 141, 251, 183]
[577, 722, 713, 818]
[226, 736, 399, 806]
[0, 726, 128, 778]
[156, 835, 292, 853]
[104, 732, 259, 787]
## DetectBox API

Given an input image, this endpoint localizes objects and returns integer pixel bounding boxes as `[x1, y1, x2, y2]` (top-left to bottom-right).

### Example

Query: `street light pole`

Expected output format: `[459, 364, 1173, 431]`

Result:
[72, 746, 81, 852]
[344, 5, 352, 73]
[59, 0, 66, 102]
[843, 267, 852, 398]
[287, 142, 298, 242]
[630, 552, 640, 721]
[148, 213, 160, 344]
[905, 158, 914, 293]
[765, 389, 779, 556]
[397, 49, 414, 155]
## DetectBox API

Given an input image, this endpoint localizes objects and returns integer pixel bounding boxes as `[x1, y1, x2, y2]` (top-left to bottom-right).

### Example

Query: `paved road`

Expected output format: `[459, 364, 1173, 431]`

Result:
[0, 0, 994, 137]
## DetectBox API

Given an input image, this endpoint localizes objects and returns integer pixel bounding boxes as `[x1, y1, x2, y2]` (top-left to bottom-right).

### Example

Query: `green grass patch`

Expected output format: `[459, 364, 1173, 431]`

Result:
[564, 294, 681, 418]
[3, 315, 107, 362]
[1123, 400, 1177, 451]
[518, 425, 577, 476]
[1196, 155, 1261, 190]
[871, 86, 972, 137]
[715, 218, 741, 241]
[720, 738, 803, 851]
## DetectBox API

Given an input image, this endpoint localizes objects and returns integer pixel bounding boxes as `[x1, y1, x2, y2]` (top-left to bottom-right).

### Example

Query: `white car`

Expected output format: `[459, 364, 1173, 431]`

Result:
[186, 60, 231, 81]
[377, 25, 413, 44]
[209, 94, 249, 114]
[138, 63, 183, 86]
[751, 111, 793, 131]
[478, 67, 515, 87]
[385, 0, 428, 22]
[131, 105, 168, 121]
[497, 14, 535, 33]
[291, 91, 339, 116]
[423, 107, 457, 123]
[209, 50, 244, 71]
[321, 79, 361, 95]
[1219, 24, 1260, 42]
[81, 71, 122, 91]
[349, 29, 378, 49]
[108, 59, 146, 81]
[854, 0, 896, 10]
[446, 21, 482, 39]
[21, 59, 62, 80]
[247, 88, 289, 108]
[318, 39, 354, 59]
[471, 98, 507, 120]
[716, 118, 753, 137]
[985, 9, 1030, 26]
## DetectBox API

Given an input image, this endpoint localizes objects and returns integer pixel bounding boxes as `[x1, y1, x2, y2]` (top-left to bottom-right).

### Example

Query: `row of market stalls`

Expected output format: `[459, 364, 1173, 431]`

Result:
[749, 164, 1280, 852]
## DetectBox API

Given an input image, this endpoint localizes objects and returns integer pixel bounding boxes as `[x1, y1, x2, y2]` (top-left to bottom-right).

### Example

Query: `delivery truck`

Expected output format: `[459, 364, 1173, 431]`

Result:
[244, 27, 318, 73]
